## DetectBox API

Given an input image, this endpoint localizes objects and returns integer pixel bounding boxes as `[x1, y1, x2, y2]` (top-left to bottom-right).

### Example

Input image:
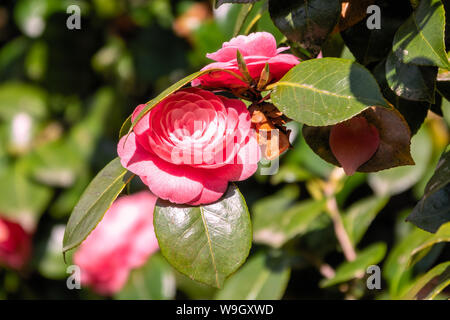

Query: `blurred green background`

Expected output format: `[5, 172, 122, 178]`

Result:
[0, 0, 449, 300]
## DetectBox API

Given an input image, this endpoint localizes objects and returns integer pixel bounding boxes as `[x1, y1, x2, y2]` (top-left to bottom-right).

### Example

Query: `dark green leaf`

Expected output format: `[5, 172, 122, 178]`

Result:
[373, 60, 429, 135]
[154, 184, 252, 288]
[386, 50, 438, 103]
[407, 146, 450, 232]
[215, 251, 290, 299]
[268, 0, 341, 56]
[341, 0, 412, 65]
[270, 58, 388, 126]
[63, 158, 134, 253]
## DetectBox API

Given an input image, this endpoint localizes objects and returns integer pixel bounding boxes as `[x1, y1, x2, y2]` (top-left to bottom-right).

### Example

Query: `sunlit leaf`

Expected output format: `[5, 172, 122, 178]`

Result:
[270, 58, 388, 126]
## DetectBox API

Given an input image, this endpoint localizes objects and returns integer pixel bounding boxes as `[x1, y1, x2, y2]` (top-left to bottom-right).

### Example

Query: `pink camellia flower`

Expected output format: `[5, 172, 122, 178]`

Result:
[192, 32, 300, 88]
[74, 191, 159, 295]
[329, 116, 380, 176]
[118, 88, 260, 205]
[0, 217, 31, 270]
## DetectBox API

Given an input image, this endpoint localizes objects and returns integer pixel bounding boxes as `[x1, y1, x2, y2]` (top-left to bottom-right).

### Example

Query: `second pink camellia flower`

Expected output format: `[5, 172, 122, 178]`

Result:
[192, 32, 300, 88]
[74, 191, 159, 295]
[118, 88, 260, 205]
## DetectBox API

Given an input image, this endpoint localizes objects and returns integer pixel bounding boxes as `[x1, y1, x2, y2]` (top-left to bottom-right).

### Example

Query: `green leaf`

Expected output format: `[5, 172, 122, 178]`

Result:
[253, 199, 326, 248]
[320, 243, 387, 288]
[251, 185, 300, 227]
[343, 196, 390, 246]
[373, 60, 430, 135]
[270, 163, 313, 185]
[400, 261, 450, 300]
[268, 0, 341, 57]
[270, 58, 388, 126]
[215, 252, 290, 299]
[154, 184, 252, 288]
[63, 158, 134, 253]
[392, 0, 450, 69]
[119, 114, 132, 139]
[408, 222, 450, 265]
[175, 271, 217, 300]
[116, 253, 176, 300]
[386, 50, 438, 103]
[341, 0, 412, 66]
[407, 146, 450, 232]
[383, 227, 432, 297]
[233, 3, 254, 36]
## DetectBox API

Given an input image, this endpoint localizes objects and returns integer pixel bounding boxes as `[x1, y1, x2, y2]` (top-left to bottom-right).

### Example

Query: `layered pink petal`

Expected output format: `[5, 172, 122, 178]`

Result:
[192, 32, 299, 88]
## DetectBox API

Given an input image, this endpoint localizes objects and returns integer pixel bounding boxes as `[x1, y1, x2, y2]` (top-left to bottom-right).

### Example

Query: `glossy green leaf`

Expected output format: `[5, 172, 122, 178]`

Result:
[63, 158, 134, 253]
[320, 243, 387, 288]
[215, 252, 290, 299]
[373, 60, 430, 135]
[116, 253, 176, 300]
[407, 146, 450, 232]
[391, 0, 450, 69]
[343, 196, 390, 246]
[270, 58, 388, 126]
[154, 184, 252, 288]
[386, 50, 438, 103]
[268, 0, 341, 57]
[253, 198, 326, 248]
[400, 261, 450, 300]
